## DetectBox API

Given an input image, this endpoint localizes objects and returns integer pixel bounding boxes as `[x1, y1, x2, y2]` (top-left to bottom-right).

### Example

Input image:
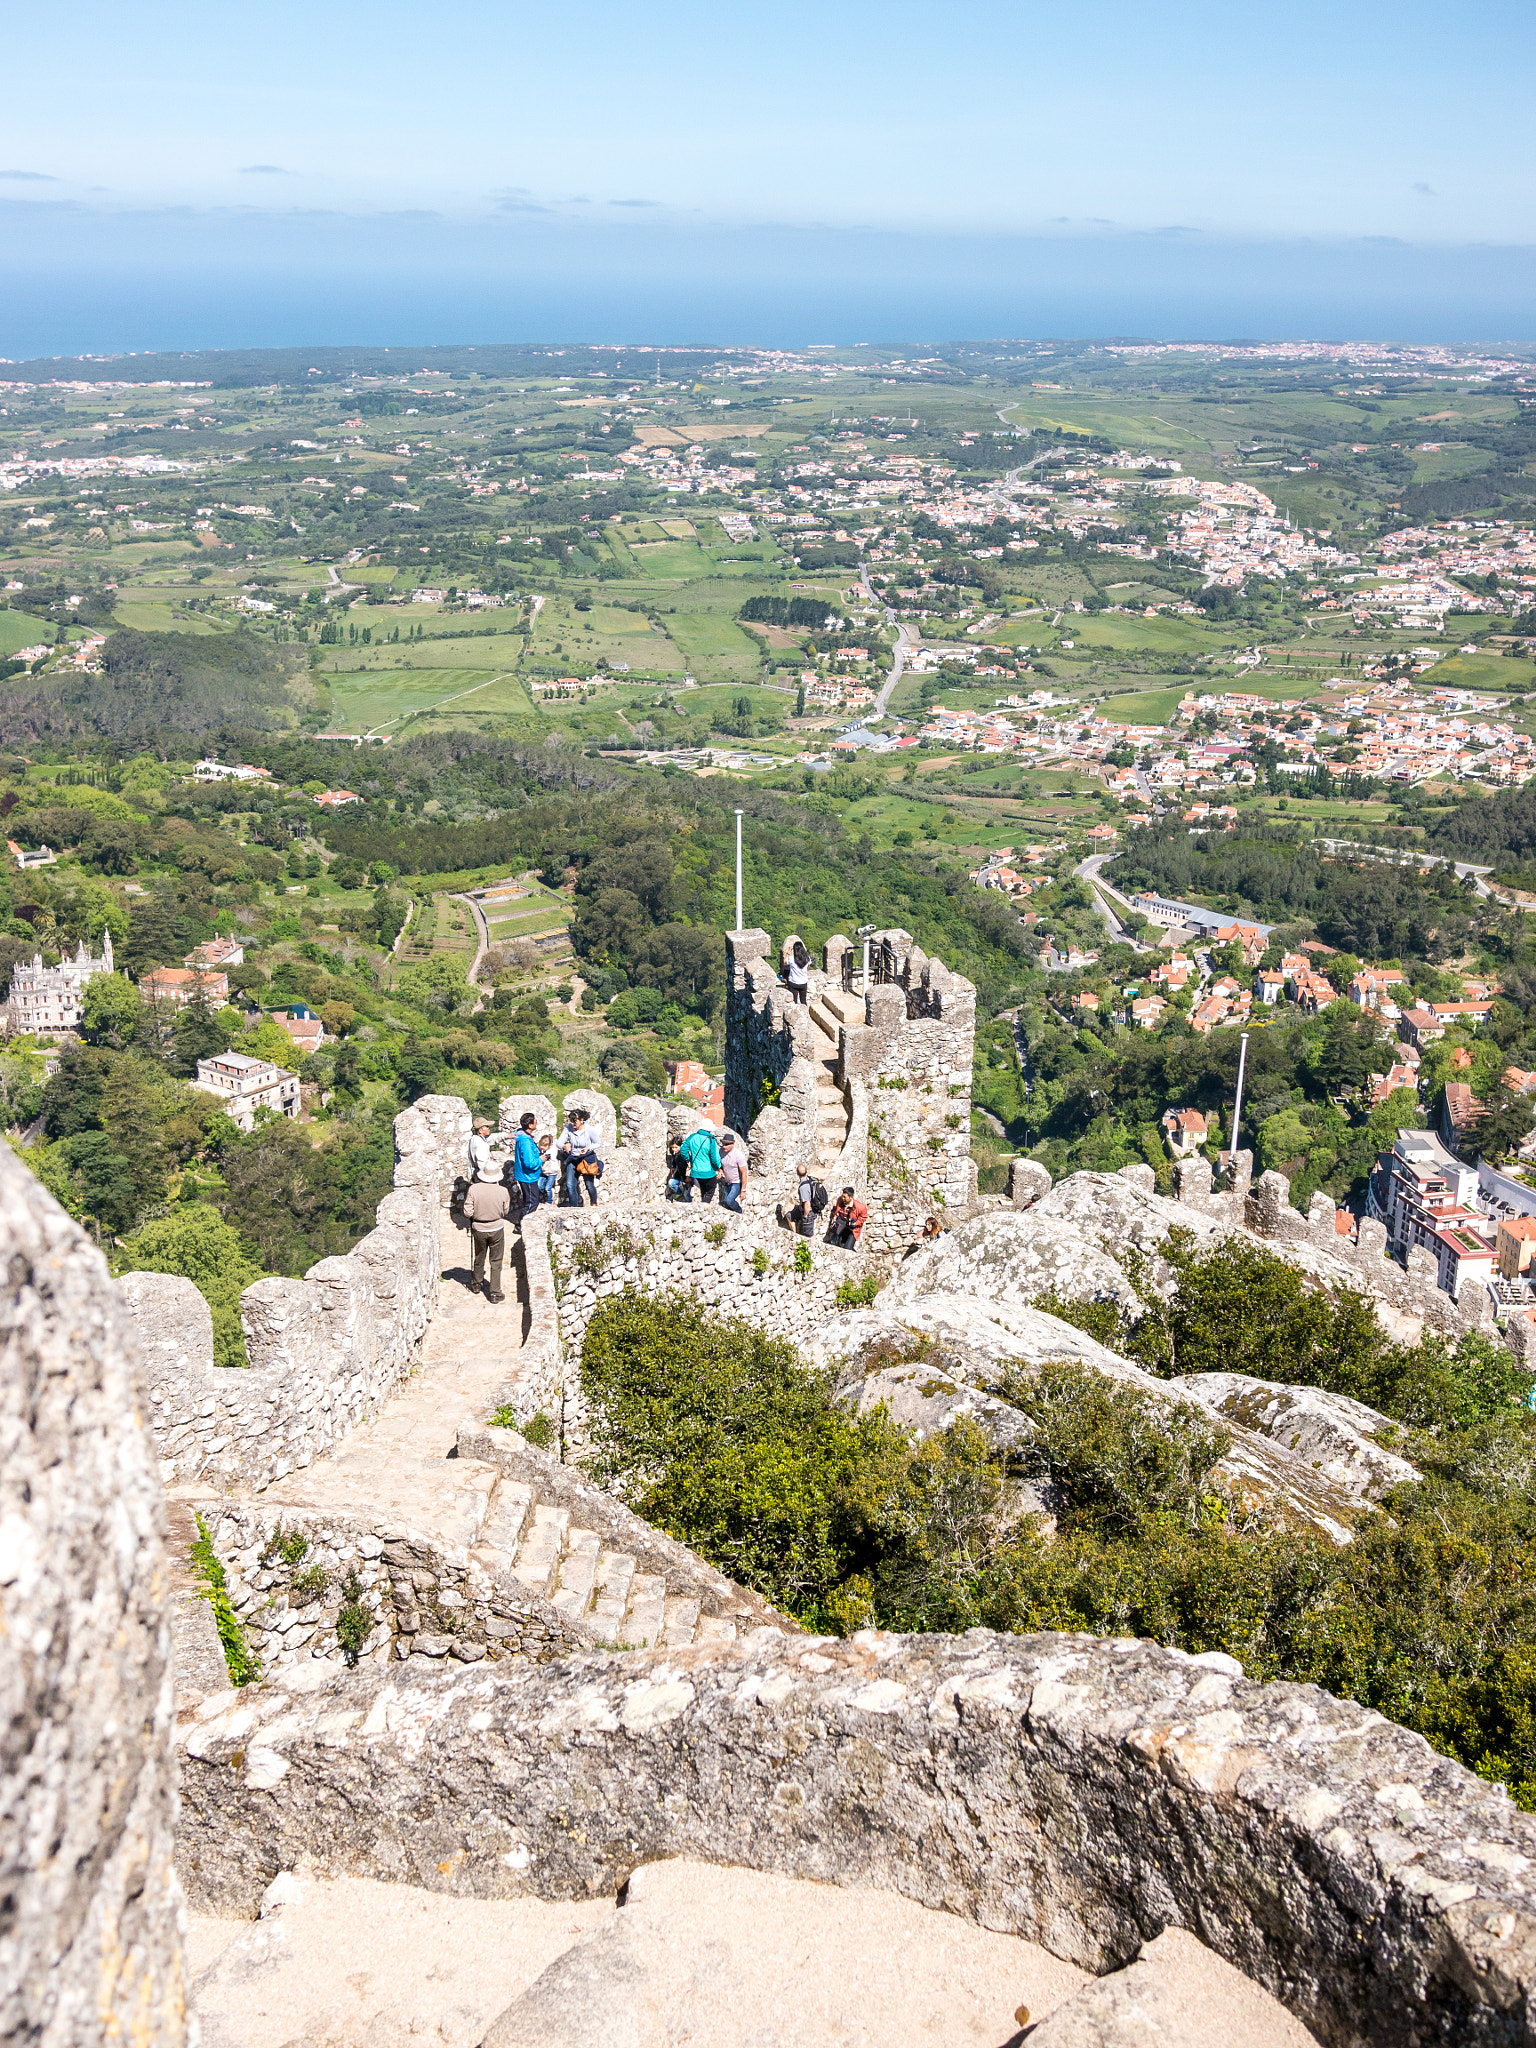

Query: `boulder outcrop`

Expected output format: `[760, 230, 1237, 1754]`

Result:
[1177, 1374, 1420, 1504]
[811, 1297, 1363, 1545]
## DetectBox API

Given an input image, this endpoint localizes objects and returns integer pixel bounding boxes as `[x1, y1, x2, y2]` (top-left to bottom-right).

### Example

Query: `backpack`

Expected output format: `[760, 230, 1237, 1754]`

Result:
[682, 1128, 721, 1178]
[807, 1178, 829, 1216]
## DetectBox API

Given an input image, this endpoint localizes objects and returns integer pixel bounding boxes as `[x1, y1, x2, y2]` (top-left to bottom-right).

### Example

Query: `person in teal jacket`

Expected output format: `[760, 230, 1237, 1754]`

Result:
[677, 1124, 722, 1204]
[511, 1111, 545, 1216]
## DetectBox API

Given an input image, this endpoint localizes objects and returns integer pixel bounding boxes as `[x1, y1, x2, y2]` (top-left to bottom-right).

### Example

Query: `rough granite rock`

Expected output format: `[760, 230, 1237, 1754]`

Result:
[174, 1628, 1536, 2048]
[884, 1171, 1411, 1336]
[1177, 1374, 1420, 1504]
[839, 1359, 1036, 1457]
[808, 1298, 1361, 1545]
[1025, 1927, 1318, 2047]
[0, 1144, 188, 2047]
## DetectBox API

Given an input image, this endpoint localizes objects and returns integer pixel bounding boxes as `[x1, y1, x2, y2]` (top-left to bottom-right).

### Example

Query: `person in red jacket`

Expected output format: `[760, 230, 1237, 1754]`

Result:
[824, 1186, 867, 1248]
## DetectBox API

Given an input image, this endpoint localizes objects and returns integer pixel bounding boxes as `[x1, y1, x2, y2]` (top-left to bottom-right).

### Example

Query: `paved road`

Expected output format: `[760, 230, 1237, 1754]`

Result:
[1076, 852, 1152, 951]
[862, 568, 922, 717]
[322, 564, 364, 604]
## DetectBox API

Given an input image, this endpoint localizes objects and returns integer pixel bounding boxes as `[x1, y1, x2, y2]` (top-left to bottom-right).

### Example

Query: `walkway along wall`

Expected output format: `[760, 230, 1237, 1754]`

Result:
[123, 1095, 471, 1493]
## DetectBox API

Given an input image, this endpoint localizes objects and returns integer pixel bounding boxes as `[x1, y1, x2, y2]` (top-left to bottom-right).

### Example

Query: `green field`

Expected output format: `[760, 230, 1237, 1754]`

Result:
[1422, 651, 1528, 693]
[111, 601, 223, 635]
[324, 665, 530, 732]
[666, 611, 764, 679]
[0, 611, 52, 656]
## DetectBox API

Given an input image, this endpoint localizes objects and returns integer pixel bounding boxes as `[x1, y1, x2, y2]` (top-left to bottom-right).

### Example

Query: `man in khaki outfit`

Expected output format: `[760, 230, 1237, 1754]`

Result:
[462, 1175, 511, 1301]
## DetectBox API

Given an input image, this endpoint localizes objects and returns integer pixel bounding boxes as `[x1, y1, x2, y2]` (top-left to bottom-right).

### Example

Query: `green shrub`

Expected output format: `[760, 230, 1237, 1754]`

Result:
[580, 1289, 978, 1624]
[579, 1281, 1536, 1809]
[835, 1275, 881, 1310]
[572, 1220, 649, 1277]
[752, 1247, 770, 1277]
[335, 1571, 373, 1665]
[1034, 1236, 1528, 1434]
[704, 1221, 727, 1246]
[793, 1239, 813, 1275]
[523, 1410, 556, 1449]
[191, 1514, 260, 1686]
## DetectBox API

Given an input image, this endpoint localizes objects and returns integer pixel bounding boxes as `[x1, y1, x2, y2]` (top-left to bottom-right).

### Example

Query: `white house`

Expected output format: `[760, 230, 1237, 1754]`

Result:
[193, 1051, 301, 1131]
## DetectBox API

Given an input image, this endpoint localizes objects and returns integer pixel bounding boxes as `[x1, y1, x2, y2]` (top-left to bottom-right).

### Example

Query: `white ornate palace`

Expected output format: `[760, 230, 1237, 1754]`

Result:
[4, 931, 115, 1038]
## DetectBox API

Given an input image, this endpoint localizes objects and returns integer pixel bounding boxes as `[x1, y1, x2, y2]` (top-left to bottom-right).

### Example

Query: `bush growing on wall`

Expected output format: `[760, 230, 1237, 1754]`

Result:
[581, 1264, 1536, 1808]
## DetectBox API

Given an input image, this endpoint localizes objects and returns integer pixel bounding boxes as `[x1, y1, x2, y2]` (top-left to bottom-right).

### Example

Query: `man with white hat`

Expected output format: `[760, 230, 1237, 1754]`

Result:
[468, 1118, 501, 1183]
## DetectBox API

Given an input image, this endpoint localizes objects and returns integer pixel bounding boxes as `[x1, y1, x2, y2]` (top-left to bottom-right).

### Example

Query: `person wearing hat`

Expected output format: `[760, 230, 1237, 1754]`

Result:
[468, 1118, 501, 1184]
[717, 1130, 747, 1212]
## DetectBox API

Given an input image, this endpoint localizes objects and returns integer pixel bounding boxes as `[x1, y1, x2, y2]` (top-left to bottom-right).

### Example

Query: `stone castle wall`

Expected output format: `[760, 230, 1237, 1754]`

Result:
[193, 1498, 594, 1683]
[0, 1145, 188, 2047]
[124, 1095, 470, 1493]
[176, 1626, 1536, 2048]
[725, 925, 978, 1236]
[544, 1201, 889, 1456]
[722, 928, 822, 1165]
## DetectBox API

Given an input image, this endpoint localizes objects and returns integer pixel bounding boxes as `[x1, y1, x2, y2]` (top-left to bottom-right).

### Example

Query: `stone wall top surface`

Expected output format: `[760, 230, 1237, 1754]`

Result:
[176, 1626, 1536, 2047]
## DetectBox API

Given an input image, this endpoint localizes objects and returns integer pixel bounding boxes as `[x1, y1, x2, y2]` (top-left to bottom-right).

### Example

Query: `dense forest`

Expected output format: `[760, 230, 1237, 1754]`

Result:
[0, 629, 310, 744]
[1108, 818, 1500, 960]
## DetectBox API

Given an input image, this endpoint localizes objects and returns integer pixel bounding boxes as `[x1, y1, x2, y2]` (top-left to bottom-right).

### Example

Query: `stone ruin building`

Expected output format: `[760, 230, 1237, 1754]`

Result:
[10, 936, 1536, 2041]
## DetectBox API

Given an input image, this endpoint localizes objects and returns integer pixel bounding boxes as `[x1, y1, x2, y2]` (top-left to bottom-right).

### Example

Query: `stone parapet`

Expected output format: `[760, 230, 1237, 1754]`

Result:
[125, 1097, 468, 1493]
[1, 1145, 187, 2047]
[191, 1498, 590, 1681]
[176, 1626, 1536, 2047]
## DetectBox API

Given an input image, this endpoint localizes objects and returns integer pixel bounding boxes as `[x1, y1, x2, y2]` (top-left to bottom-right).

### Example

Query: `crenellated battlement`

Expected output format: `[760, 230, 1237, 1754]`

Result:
[725, 926, 977, 1245]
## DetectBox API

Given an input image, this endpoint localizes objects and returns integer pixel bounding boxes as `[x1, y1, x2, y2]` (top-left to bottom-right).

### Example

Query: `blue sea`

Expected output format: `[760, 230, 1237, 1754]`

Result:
[3, 208, 1533, 357]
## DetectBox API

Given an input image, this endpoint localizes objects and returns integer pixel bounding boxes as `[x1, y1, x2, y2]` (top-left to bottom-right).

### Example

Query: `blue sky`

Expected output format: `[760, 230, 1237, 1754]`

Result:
[3, 0, 1533, 350]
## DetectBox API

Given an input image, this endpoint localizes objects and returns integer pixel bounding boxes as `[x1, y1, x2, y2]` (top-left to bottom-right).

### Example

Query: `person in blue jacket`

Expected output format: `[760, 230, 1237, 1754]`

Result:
[677, 1123, 722, 1203]
[511, 1111, 545, 1218]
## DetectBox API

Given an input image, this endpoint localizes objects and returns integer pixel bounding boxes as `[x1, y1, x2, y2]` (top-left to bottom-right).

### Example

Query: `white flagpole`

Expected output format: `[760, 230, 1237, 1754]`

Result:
[734, 809, 744, 932]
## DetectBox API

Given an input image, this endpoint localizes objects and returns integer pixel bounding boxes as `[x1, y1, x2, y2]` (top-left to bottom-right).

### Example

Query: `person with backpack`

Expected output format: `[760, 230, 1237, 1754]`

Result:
[824, 1186, 868, 1249]
[677, 1122, 722, 1204]
[783, 937, 810, 1005]
[779, 1160, 826, 1239]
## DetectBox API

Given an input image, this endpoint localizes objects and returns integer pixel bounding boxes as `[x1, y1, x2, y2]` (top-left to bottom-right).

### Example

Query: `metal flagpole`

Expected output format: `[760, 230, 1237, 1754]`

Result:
[1230, 1032, 1250, 1175]
[734, 810, 744, 932]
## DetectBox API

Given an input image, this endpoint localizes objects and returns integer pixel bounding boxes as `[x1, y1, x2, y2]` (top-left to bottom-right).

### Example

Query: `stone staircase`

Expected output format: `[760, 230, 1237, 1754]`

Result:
[807, 988, 858, 1171]
[457, 1426, 773, 1650]
[177, 1210, 782, 1690]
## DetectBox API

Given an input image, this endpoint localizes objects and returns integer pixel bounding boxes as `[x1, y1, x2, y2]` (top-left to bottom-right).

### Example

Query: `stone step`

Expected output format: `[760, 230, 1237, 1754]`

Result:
[623, 1573, 668, 1651]
[590, 1550, 636, 1636]
[662, 1594, 702, 1647]
[509, 1504, 570, 1597]
[550, 1528, 602, 1622]
[694, 1614, 738, 1646]
[477, 1480, 533, 1561]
